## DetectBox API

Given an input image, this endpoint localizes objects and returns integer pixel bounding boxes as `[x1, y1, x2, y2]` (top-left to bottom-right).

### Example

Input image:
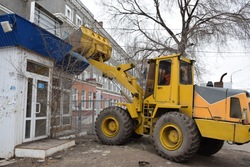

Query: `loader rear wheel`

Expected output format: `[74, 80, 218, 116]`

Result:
[198, 137, 224, 156]
[95, 106, 133, 145]
[153, 112, 200, 162]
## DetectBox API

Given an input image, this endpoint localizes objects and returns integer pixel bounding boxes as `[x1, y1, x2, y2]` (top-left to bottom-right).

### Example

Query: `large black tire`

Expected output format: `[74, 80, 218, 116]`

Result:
[153, 112, 200, 162]
[95, 106, 133, 145]
[198, 137, 224, 156]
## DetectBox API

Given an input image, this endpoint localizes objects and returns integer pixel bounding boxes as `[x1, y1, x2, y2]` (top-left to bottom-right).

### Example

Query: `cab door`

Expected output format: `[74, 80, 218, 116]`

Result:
[155, 60, 172, 102]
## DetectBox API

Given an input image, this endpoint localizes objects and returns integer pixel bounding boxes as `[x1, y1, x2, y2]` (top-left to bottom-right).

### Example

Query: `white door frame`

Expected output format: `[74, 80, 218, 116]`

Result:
[23, 59, 52, 142]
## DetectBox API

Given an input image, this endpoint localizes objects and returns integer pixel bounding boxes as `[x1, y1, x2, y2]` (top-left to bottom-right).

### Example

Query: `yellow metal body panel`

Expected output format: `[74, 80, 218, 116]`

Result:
[195, 119, 250, 143]
[195, 119, 235, 141]
[179, 85, 193, 117]
[193, 107, 212, 119]
[155, 85, 171, 102]
[125, 103, 139, 118]
[193, 92, 215, 119]
[152, 54, 180, 61]
[194, 90, 250, 123]
[169, 57, 180, 106]
[234, 124, 250, 143]
[194, 92, 209, 108]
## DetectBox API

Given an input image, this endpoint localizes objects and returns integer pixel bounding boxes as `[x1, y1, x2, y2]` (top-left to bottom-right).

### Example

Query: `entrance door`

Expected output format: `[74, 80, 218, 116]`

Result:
[24, 60, 50, 142]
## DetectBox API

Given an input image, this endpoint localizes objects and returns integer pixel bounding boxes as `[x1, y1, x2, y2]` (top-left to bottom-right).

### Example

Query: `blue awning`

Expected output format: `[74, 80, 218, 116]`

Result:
[56, 51, 89, 75]
[0, 14, 72, 62]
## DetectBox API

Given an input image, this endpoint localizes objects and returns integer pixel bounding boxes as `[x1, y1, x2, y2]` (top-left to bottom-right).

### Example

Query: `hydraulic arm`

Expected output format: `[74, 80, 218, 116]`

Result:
[67, 26, 144, 116]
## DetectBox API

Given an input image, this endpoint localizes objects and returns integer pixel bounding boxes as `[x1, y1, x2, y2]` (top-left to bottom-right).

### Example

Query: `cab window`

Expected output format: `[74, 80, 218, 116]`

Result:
[158, 60, 171, 85]
[144, 60, 156, 98]
[180, 60, 192, 84]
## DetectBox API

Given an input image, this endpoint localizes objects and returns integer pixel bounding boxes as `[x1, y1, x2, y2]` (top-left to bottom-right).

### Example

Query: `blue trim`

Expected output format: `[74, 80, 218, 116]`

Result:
[0, 14, 72, 62]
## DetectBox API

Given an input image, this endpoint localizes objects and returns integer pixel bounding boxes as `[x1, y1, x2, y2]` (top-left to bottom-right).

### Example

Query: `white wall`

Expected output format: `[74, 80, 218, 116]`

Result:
[0, 47, 26, 158]
[0, 46, 53, 158]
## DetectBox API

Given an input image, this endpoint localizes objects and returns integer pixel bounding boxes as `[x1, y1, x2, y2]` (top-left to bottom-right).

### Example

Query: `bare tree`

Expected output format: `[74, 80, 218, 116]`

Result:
[100, 0, 250, 77]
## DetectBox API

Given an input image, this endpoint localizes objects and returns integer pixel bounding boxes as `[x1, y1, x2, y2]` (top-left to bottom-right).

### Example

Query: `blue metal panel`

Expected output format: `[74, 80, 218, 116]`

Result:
[0, 14, 72, 62]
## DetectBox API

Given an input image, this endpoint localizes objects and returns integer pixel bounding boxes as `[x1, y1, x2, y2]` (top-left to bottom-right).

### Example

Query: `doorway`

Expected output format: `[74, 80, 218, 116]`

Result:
[24, 60, 51, 142]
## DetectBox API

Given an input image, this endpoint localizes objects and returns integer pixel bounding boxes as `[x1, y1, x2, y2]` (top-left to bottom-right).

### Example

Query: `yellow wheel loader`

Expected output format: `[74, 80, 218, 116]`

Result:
[67, 26, 250, 162]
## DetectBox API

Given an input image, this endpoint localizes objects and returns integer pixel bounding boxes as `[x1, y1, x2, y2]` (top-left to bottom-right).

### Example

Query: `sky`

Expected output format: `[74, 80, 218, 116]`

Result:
[200, 48, 250, 89]
[81, 0, 104, 21]
[82, 0, 250, 90]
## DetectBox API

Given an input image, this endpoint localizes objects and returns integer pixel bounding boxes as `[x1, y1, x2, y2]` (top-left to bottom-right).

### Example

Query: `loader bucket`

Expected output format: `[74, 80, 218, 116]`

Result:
[66, 26, 112, 62]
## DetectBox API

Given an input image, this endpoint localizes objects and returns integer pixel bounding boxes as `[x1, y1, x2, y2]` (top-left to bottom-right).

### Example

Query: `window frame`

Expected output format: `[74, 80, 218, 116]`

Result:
[65, 5, 73, 21]
[51, 76, 72, 127]
[76, 14, 82, 27]
[72, 88, 78, 110]
[179, 60, 193, 85]
[81, 90, 86, 110]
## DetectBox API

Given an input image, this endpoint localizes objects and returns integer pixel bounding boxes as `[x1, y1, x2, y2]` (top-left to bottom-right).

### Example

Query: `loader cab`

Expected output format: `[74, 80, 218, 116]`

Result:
[144, 54, 194, 116]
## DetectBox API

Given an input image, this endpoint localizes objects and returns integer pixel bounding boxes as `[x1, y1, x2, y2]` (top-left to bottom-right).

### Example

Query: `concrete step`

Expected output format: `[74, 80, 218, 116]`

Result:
[15, 139, 75, 159]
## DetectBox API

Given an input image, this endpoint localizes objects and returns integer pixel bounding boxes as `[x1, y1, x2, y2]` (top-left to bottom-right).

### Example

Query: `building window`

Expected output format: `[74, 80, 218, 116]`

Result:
[51, 77, 72, 127]
[88, 92, 93, 109]
[34, 7, 61, 36]
[72, 88, 78, 110]
[93, 73, 97, 79]
[98, 75, 103, 84]
[77, 74, 81, 80]
[62, 31, 70, 39]
[51, 88, 61, 126]
[83, 70, 90, 80]
[65, 5, 73, 21]
[27, 60, 49, 77]
[110, 82, 113, 91]
[81, 90, 86, 109]
[62, 91, 71, 125]
[76, 14, 82, 27]
[114, 99, 117, 106]
[63, 92, 70, 114]
[113, 83, 116, 92]
[81, 73, 84, 81]
[104, 79, 108, 89]
[63, 78, 72, 90]
[104, 99, 109, 108]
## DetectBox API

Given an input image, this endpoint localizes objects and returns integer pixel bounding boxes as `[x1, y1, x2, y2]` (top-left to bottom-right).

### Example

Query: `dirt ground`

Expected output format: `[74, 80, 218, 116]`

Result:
[3, 135, 250, 167]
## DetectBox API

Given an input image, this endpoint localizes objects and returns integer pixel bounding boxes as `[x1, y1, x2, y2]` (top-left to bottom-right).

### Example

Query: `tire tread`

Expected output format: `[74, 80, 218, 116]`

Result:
[95, 106, 133, 145]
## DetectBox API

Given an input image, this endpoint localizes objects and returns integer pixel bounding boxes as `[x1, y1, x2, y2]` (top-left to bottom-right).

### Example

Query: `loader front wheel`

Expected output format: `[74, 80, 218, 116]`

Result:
[95, 106, 133, 145]
[198, 137, 224, 156]
[153, 112, 200, 162]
